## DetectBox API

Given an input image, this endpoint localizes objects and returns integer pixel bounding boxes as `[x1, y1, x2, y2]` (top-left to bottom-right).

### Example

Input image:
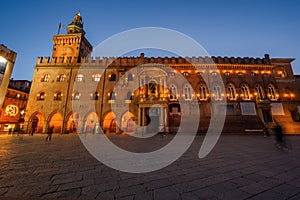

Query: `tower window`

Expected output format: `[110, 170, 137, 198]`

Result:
[75, 74, 84, 82]
[109, 73, 117, 81]
[41, 74, 50, 82]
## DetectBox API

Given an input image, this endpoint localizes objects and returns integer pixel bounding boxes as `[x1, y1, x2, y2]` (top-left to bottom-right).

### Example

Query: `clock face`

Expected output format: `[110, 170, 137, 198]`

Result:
[63, 47, 74, 53]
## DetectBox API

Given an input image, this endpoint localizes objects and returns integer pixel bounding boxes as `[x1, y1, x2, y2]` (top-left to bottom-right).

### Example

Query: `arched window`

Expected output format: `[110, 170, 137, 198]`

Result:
[149, 81, 156, 94]
[199, 84, 207, 100]
[169, 85, 177, 100]
[92, 74, 101, 82]
[54, 92, 63, 101]
[268, 84, 276, 100]
[255, 84, 264, 99]
[75, 74, 84, 82]
[57, 74, 65, 82]
[183, 72, 189, 77]
[41, 74, 50, 82]
[213, 84, 222, 100]
[184, 84, 192, 100]
[109, 73, 116, 81]
[37, 92, 45, 100]
[227, 84, 236, 100]
[91, 91, 99, 100]
[73, 92, 80, 100]
[241, 84, 250, 100]
[109, 91, 116, 100]
[126, 91, 133, 100]
[127, 73, 133, 81]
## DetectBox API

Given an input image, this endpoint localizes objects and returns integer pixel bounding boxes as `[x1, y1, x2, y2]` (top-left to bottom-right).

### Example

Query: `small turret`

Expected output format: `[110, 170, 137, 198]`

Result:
[67, 12, 85, 35]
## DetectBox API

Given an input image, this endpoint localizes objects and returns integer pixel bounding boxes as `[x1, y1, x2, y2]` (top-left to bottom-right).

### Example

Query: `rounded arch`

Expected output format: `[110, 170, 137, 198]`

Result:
[48, 111, 63, 133]
[120, 111, 135, 133]
[83, 112, 99, 133]
[66, 112, 81, 133]
[103, 111, 116, 134]
[240, 82, 251, 100]
[28, 112, 44, 133]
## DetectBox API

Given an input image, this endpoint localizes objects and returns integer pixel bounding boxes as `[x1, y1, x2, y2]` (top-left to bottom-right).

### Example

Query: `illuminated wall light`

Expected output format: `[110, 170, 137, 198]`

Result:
[291, 94, 295, 97]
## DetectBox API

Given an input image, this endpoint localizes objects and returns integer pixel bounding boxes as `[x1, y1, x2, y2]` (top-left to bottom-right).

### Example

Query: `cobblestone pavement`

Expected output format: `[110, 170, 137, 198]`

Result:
[0, 133, 300, 200]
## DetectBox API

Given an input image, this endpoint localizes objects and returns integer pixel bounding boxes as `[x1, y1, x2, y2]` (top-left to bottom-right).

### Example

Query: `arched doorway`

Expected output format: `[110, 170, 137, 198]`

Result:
[48, 112, 63, 133]
[103, 112, 116, 134]
[121, 112, 135, 133]
[84, 112, 99, 133]
[66, 112, 80, 133]
[29, 113, 44, 133]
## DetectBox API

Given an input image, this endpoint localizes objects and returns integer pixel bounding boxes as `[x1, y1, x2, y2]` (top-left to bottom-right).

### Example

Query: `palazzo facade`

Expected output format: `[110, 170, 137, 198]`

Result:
[23, 13, 300, 134]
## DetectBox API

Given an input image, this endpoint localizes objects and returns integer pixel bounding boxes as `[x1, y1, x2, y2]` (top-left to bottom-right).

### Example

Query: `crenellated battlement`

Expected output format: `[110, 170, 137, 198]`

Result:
[35, 53, 272, 66]
[0, 44, 17, 62]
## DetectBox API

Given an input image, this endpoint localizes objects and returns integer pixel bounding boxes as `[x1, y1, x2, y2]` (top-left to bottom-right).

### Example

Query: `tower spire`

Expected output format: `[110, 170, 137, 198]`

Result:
[67, 12, 85, 35]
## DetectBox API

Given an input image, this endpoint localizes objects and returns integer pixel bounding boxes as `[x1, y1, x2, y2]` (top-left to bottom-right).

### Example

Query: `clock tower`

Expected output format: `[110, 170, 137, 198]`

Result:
[51, 12, 92, 59]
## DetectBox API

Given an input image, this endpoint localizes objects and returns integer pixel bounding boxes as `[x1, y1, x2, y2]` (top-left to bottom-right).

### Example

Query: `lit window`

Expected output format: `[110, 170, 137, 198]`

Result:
[91, 91, 99, 100]
[184, 84, 192, 100]
[169, 85, 177, 100]
[109, 91, 116, 100]
[213, 85, 222, 100]
[241, 84, 250, 100]
[237, 72, 244, 77]
[127, 73, 133, 81]
[197, 71, 204, 76]
[251, 72, 257, 76]
[57, 74, 65, 82]
[92, 74, 101, 82]
[255, 84, 264, 99]
[37, 92, 45, 100]
[75, 74, 84, 82]
[227, 84, 236, 100]
[199, 84, 207, 100]
[126, 91, 133, 100]
[183, 72, 189, 77]
[73, 92, 80, 100]
[41, 74, 50, 82]
[225, 72, 230, 76]
[109, 73, 117, 81]
[211, 72, 217, 76]
[267, 84, 276, 100]
[54, 92, 63, 101]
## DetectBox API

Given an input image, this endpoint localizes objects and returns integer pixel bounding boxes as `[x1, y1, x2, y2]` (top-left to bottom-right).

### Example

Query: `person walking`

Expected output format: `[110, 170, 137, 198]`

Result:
[46, 125, 54, 142]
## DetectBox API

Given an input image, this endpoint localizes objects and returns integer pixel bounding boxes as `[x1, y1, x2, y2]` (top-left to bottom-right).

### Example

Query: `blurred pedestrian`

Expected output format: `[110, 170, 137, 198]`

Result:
[46, 125, 54, 142]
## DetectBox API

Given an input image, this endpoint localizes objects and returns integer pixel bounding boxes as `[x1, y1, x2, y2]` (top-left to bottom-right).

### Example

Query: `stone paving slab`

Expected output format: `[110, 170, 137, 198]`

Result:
[0, 133, 300, 199]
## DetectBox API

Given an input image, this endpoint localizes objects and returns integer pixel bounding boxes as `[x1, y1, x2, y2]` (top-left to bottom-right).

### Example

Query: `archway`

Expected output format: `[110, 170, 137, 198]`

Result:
[103, 112, 116, 134]
[48, 112, 63, 133]
[29, 112, 44, 133]
[84, 112, 99, 133]
[66, 112, 80, 133]
[121, 112, 135, 133]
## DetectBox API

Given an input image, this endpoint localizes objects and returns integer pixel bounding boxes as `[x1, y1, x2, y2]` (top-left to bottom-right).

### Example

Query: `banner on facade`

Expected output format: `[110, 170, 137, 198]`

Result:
[271, 103, 285, 115]
[240, 102, 257, 115]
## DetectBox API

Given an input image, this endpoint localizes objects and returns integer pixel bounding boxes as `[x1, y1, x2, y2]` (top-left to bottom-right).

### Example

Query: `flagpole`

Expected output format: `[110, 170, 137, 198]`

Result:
[57, 22, 62, 34]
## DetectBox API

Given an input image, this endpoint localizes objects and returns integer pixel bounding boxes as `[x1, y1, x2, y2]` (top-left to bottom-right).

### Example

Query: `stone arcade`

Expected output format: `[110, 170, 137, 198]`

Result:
[23, 12, 300, 134]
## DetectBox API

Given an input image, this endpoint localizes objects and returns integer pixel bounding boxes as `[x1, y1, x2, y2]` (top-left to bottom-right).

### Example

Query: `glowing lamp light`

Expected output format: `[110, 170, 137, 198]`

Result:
[291, 94, 295, 97]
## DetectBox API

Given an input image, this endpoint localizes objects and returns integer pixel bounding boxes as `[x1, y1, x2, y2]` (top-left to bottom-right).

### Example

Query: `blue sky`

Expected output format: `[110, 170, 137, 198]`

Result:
[1, 0, 300, 80]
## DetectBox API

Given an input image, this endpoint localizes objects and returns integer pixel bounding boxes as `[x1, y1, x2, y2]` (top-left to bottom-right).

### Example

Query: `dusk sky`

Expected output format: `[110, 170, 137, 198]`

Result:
[1, 0, 300, 80]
